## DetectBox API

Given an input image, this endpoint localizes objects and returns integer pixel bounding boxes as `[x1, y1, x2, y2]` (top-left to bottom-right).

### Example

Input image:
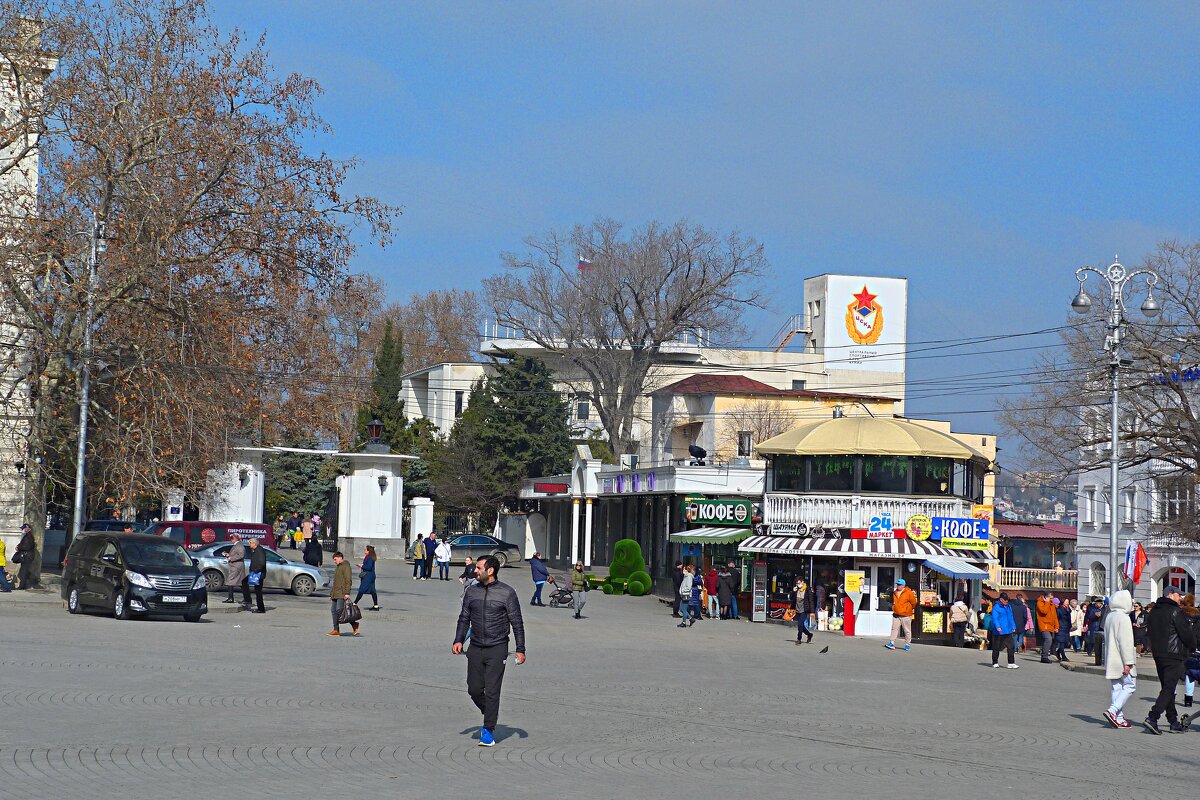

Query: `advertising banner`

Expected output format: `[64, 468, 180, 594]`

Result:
[933, 517, 990, 550]
[821, 275, 908, 373]
[682, 498, 753, 527]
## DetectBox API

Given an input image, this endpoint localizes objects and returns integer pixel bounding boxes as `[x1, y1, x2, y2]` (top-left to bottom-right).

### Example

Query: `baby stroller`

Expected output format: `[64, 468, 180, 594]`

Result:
[547, 575, 575, 609]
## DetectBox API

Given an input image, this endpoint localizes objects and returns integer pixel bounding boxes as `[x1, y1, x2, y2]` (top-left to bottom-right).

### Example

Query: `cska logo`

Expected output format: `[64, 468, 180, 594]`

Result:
[844, 285, 884, 345]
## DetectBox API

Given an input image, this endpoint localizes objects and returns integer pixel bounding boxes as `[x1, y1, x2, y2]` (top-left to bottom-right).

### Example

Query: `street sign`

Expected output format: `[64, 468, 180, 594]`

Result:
[933, 517, 990, 550]
[683, 498, 753, 527]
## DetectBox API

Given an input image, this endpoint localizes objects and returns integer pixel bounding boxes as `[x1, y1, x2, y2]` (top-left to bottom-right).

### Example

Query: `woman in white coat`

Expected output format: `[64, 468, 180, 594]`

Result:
[1103, 589, 1138, 729]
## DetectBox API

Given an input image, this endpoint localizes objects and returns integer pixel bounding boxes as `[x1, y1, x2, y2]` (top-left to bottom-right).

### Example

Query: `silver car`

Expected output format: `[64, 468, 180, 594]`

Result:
[190, 543, 330, 597]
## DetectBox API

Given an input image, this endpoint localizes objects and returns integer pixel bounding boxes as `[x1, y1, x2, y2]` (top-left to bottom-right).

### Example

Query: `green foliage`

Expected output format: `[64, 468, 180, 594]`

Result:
[584, 429, 616, 465]
[427, 356, 573, 513]
[601, 582, 615, 595]
[356, 319, 408, 448]
[609, 539, 647, 581]
[263, 440, 336, 521]
[626, 570, 653, 596]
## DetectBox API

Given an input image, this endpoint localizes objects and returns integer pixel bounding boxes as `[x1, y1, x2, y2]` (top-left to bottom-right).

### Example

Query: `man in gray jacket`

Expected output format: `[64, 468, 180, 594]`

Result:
[223, 535, 250, 608]
[452, 555, 526, 747]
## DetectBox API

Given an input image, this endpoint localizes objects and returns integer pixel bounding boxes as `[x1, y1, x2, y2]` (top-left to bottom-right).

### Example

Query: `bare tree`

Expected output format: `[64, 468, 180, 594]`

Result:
[381, 288, 480, 372]
[484, 219, 766, 455]
[1001, 240, 1200, 542]
[0, 1, 396, 578]
[717, 399, 793, 458]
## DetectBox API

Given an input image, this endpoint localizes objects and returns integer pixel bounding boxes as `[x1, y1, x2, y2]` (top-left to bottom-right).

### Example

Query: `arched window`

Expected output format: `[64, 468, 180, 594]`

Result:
[1089, 562, 1107, 597]
[1160, 567, 1196, 598]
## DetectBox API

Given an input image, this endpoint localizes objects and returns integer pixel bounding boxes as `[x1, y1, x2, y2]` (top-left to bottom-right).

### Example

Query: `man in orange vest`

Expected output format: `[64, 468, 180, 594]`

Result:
[885, 578, 918, 651]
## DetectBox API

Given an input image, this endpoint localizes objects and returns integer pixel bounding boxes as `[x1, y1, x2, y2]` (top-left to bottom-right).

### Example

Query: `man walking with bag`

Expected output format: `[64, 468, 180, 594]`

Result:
[1143, 586, 1196, 734]
[223, 534, 250, 608]
[452, 555, 526, 747]
[328, 551, 359, 637]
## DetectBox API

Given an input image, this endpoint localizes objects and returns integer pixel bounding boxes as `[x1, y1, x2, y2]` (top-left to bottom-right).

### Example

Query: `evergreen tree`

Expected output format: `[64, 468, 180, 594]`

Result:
[356, 319, 408, 447]
[263, 440, 337, 521]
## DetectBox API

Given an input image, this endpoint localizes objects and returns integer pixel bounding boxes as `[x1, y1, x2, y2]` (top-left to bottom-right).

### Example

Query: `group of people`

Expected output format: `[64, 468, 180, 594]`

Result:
[273, 512, 321, 550]
[1, 522, 39, 591]
[671, 561, 742, 627]
[411, 532, 454, 581]
[526, 553, 588, 619]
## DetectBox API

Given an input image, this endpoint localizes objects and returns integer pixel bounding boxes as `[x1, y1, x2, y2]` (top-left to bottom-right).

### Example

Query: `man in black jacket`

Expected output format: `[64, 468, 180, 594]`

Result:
[15, 523, 36, 590]
[452, 555, 526, 747]
[1144, 587, 1197, 734]
[670, 561, 684, 618]
[246, 537, 267, 614]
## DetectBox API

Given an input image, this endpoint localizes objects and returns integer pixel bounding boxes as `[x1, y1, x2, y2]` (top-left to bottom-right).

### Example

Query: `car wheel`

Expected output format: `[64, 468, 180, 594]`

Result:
[291, 574, 316, 597]
[67, 586, 82, 614]
[183, 613, 202, 623]
[492, 550, 508, 567]
[113, 591, 129, 620]
[203, 570, 225, 592]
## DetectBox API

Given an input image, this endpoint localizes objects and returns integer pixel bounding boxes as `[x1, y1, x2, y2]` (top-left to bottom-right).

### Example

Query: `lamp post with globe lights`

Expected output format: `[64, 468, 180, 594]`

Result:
[1071, 258, 1161, 594]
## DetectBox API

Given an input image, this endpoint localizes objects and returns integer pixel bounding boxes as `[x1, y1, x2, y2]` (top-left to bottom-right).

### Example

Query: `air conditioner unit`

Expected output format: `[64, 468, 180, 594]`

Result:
[620, 454, 639, 470]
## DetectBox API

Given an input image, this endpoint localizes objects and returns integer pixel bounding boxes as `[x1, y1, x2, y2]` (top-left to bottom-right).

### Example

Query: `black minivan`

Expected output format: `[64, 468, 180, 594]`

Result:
[61, 532, 208, 621]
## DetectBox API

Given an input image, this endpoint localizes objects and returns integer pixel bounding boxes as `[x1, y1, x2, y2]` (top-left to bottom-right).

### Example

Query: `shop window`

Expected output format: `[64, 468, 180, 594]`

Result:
[737, 431, 752, 457]
[912, 457, 951, 495]
[770, 455, 805, 492]
[861, 456, 909, 493]
[809, 456, 855, 492]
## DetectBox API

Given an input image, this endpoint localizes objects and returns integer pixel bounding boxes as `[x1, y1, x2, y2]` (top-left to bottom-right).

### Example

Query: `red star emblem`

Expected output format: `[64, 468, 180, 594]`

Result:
[853, 286, 877, 313]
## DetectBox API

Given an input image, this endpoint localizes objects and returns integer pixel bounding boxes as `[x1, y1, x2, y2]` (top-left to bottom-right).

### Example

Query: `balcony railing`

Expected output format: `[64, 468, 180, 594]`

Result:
[995, 567, 1078, 592]
[763, 493, 971, 529]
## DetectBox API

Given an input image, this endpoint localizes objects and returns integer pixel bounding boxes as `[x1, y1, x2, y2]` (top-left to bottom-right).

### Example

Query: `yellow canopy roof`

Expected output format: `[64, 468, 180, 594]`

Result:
[755, 416, 988, 461]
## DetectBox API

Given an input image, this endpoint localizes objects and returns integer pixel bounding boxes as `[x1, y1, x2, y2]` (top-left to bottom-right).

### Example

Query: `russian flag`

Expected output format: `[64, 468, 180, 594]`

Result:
[577, 255, 593, 271]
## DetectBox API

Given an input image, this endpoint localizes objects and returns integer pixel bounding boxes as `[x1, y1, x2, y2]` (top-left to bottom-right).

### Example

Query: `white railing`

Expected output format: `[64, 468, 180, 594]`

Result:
[996, 567, 1078, 592]
[763, 493, 971, 529]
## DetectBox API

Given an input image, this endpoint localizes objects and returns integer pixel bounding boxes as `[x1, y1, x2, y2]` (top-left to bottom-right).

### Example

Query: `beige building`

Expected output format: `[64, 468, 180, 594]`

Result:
[0, 26, 56, 551]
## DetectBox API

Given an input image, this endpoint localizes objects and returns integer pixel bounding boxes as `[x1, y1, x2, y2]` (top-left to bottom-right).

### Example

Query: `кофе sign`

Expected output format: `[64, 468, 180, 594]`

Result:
[682, 498, 753, 527]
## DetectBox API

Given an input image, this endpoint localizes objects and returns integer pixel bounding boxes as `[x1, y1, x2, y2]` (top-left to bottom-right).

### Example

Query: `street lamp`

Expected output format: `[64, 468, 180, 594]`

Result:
[1071, 258, 1160, 594]
[70, 213, 106, 541]
[366, 418, 384, 443]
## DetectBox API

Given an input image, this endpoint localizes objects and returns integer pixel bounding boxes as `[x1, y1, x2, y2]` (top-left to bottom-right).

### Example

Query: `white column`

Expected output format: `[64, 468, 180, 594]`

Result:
[569, 497, 580, 564]
[584, 497, 594, 567]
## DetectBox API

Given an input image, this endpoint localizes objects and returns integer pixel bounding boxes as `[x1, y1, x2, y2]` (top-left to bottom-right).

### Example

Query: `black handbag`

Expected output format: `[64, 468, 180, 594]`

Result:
[11, 550, 24, 564]
[338, 601, 362, 625]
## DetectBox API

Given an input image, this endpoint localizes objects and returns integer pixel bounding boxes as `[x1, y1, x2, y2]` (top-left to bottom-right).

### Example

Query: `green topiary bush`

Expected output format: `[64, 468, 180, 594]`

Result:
[601, 582, 615, 595]
[626, 570, 653, 596]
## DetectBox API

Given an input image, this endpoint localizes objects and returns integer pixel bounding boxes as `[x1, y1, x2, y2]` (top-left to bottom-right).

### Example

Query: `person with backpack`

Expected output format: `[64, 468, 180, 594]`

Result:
[412, 535, 427, 580]
[1010, 592, 1030, 652]
[303, 532, 324, 568]
[1054, 597, 1072, 662]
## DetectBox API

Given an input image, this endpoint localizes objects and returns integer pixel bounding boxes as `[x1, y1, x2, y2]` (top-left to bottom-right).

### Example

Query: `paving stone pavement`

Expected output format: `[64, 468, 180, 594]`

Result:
[1, 559, 1195, 800]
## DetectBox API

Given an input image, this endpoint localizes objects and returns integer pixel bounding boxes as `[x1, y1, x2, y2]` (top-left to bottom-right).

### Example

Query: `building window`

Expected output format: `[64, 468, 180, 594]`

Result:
[454, 390, 465, 418]
[791, 379, 806, 390]
[808, 456, 855, 492]
[861, 456, 909, 493]
[1122, 489, 1135, 525]
[1155, 475, 1196, 523]
[1080, 487, 1095, 525]
[912, 457, 951, 496]
[577, 401, 590, 421]
[1089, 562, 1106, 596]
[1102, 491, 1111, 524]
[737, 431, 752, 457]
[814, 299, 822, 318]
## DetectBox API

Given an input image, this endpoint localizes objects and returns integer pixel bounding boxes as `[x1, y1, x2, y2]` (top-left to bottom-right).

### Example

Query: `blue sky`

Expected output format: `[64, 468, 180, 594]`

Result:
[208, 2, 1200, 447]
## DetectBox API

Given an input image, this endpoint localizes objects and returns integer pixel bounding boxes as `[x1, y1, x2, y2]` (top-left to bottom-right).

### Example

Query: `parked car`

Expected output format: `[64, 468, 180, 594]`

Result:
[61, 532, 207, 621]
[404, 533, 523, 566]
[83, 519, 149, 532]
[189, 542, 329, 597]
[146, 520, 277, 550]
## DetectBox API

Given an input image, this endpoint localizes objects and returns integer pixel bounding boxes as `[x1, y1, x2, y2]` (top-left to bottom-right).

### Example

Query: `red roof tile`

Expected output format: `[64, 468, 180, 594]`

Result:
[994, 522, 1077, 541]
[655, 374, 895, 403]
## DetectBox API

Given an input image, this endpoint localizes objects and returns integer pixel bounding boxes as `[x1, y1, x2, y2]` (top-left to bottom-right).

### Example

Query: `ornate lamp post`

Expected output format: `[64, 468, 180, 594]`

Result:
[1071, 258, 1160, 594]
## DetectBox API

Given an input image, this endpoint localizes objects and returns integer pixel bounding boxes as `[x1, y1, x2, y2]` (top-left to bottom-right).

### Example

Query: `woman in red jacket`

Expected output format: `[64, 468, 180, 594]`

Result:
[704, 568, 720, 619]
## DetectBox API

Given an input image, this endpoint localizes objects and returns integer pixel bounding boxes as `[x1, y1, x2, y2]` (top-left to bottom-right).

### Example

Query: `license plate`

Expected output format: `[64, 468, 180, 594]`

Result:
[162, 595, 188, 603]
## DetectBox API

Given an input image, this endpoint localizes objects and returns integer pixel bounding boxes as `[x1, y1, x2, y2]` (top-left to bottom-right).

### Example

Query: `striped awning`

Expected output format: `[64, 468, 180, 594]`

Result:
[738, 535, 966, 560]
[669, 526, 755, 545]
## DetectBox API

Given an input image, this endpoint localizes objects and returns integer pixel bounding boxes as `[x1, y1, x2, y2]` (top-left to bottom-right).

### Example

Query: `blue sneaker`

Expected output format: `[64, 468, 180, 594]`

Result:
[884, 642, 896, 650]
[479, 728, 495, 747]
[903, 644, 911, 651]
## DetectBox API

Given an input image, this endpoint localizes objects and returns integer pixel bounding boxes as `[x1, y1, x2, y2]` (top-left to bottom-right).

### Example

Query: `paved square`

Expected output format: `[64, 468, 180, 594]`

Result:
[1, 560, 1193, 800]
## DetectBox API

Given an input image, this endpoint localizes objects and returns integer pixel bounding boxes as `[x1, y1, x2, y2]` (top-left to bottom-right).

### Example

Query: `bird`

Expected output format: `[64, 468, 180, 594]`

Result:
[819, 646, 829, 654]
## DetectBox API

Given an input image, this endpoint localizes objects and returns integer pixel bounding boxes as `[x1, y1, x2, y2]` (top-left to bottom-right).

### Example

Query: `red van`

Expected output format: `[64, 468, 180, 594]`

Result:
[146, 520, 277, 550]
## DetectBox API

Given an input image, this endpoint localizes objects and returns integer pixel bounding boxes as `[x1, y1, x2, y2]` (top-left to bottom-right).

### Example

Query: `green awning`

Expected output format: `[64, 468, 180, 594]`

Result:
[669, 526, 755, 544]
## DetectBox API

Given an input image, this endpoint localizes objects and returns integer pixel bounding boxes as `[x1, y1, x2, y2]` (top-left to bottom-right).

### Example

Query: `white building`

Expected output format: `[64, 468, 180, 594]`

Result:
[402, 274, 910, 458]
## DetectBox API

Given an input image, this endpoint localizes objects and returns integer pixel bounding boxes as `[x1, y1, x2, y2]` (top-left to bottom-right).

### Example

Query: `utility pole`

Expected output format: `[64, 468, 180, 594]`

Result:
[70, 213, 105, 539]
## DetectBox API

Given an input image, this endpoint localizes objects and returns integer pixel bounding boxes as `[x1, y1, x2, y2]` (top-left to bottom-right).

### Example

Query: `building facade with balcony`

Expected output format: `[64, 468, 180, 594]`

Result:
[991, 520, 1078, 599]
[739, 414, 998, 639]
[1075, 457, 1200, 603]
